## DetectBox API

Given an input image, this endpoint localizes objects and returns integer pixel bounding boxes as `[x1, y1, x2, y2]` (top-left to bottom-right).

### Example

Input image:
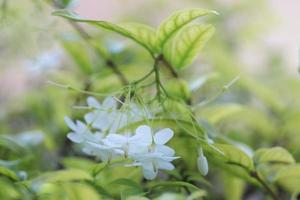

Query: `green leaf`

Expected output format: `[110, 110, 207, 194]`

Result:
[165, 78, 191, 101]
[110, 178, 143, 198]
[163, 24, 215, 69]
[0, 166, 19, 181]
[215, 144, 254, 170]
[31, 169, 93, 188]
[127, 197, 149, 200]
[62, 157, 98, 172]
[222, 173, 245, 200]
[110, 178, 143, 192]
[273, 164, 300, 193]
[199, 104, 244, 124]
[119, 22, 159, 54]
[54, 0, 73, 8]
[157, 8, 218, 48]
[53, 10, 157, 55]
[253, 147, 295, 165]
[187, 190, 207, 200]
[39, 182, 102, 200]
[150, 181, 201, 191]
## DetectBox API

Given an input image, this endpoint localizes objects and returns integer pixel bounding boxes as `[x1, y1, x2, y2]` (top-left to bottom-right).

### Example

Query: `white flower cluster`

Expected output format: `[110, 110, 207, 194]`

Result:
[65, 96, 178, 180]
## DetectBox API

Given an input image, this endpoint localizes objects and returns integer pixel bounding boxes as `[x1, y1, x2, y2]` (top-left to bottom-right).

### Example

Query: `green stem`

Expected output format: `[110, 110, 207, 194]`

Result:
[161, 56, 179, 78]
[228, 161, 279, 200]
[153, 55, 163, 101]
[132, 68, 155, 85]
[251, 171, 280, 200]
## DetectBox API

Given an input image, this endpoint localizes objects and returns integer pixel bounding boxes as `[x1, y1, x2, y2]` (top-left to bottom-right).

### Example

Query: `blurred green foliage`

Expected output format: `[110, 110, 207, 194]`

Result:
[1, 0, 300, 199]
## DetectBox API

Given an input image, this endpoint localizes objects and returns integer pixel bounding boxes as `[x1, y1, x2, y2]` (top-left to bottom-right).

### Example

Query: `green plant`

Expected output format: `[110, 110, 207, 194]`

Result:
[1, 1, 300, 200]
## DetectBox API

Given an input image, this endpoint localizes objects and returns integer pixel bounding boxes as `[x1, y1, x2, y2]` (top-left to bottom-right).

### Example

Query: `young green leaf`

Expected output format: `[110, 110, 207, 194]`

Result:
[38, 182, 102, 200]
[55, 0, 74, 8]
[253, 147, 295, 165]
[163, 24, 215, 69]
[273, 164, 300, 193]
[119, 22, 159, 54]
[150, 181, 202, 191]
[0, 166, 19, 181]
[31, 169, 92, 185]
[215, 144, 254, 170]
[53, 10, 157, 56]
[157, 8, 218, 48]
[110, 178, 143, 193]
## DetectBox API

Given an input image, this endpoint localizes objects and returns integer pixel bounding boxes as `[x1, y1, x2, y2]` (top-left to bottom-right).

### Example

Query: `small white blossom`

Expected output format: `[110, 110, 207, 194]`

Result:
[83, 141, 124, 162]
[64, 96, 178, 180]
[64, 116, 102, 143]
[84, 97, 149, 133]
[103, 131, 152, 156]
[84, 96, 117, 132]
[128, 125, 179, 180]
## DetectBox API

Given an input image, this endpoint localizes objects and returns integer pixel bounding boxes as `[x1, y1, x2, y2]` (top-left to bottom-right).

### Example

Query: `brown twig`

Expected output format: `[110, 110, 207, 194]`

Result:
[161, 55, 179, 78]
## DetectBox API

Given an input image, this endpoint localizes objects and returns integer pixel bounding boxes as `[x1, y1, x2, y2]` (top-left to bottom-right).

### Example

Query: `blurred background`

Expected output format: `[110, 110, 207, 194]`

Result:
[1, 0, 300, 199]
[1, 0, 300, 106]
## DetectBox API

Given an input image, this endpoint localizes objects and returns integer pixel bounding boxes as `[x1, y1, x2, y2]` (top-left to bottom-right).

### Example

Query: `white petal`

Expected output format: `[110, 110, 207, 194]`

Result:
[94, 132, 104, 140]
[156, 154, 180, 162]
[87, 96, 101, 108]
[157, 161, 175, 171]
[82, 146, 95, 155]
[131, 126, 152, 146]
[87, 142, 110, 150]
[142, 162, 157, 180]
[135, 125, 152, 144]
[67, 133, 84, 143]
[76, 120, 87, 132]
[105, 134, 127, 147]
[84, 112, 94, 124]
[103, 96, 117, 109]
[95, 150, 110, 162]
[128, 145, 148, 155]
[124, 162, 142, 167]
[197, 154, 209, 176]
[64, 116, 77, 131]
[143, 169, 157, 180]
[154, 128, 173, 145]
[92, 112, 111, 131]
[109, 113, 127, 132]
[154, 145, 175, 156]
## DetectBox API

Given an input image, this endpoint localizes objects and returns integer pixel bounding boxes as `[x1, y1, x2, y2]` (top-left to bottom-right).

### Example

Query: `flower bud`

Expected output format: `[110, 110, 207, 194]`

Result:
[197, 148, 209, 176]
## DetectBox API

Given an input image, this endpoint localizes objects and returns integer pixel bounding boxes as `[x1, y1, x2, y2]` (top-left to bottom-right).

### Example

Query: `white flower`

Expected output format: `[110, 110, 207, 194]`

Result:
[64, 116, 102, 143]
[103, 130, 152, 156]
[128, 125, 178, 180]
[65, 96, 178, 180]
[197, 148, 209, 176]
[84, 96, 117, 132]
[82, 141, 124, 162]
[84, 96, 152, 133]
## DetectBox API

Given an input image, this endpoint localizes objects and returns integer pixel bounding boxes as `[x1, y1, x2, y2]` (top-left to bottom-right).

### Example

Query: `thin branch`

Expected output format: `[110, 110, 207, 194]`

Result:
[49, 0, 129, 86]
[161, 56, 179, 78]
[154, 55, 163, 101]
[250, 171, 280, 200]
